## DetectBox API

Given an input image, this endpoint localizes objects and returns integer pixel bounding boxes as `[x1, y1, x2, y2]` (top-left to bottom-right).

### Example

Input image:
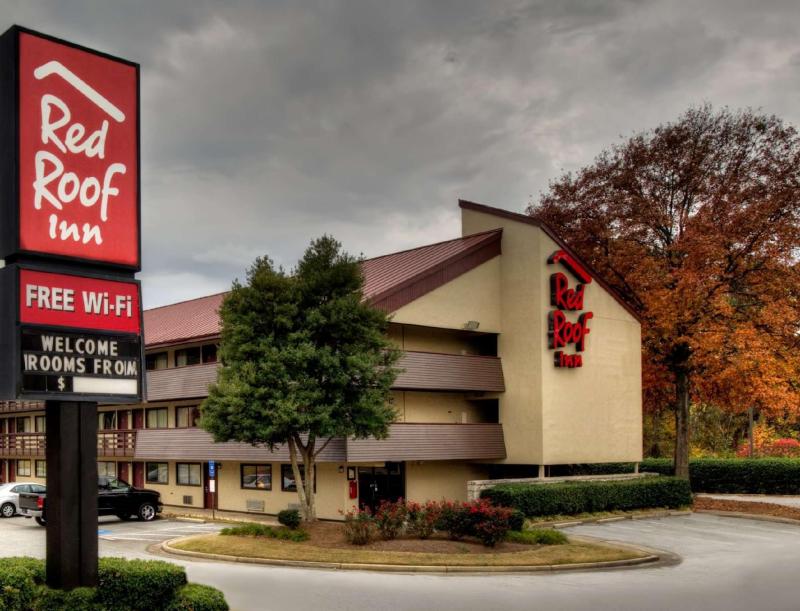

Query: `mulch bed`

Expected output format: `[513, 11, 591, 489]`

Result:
[693, 496, 800, 521]
[302, 521, 532, 554]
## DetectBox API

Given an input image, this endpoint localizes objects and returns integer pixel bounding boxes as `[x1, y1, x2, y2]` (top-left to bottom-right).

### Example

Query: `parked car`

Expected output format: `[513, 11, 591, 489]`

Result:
[19, 476, 163, 526]
[0, 482, 46, 518]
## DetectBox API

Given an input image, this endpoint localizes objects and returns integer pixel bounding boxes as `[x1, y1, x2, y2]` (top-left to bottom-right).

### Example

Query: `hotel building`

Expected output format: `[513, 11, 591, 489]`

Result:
[0, 201, 642, 520]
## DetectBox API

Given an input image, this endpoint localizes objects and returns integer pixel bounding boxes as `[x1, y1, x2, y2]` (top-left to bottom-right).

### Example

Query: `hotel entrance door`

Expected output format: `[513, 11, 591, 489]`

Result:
[358, 462, 405, 512]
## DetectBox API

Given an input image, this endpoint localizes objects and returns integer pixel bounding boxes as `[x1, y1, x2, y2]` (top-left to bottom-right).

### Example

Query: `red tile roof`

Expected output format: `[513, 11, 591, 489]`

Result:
[143, 230, 503, 347]
[361, 229, 502, 311]
[143, 292, 226, 347]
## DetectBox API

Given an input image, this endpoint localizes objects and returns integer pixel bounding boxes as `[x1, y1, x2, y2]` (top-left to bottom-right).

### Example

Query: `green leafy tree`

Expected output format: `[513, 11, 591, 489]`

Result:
[201, 236, 401, 520]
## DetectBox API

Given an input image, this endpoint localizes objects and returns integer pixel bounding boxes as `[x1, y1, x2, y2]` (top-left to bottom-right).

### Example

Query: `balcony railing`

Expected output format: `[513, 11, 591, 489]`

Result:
[0, 432, 45, 457]
[0, 401, 44, 414]
[97, 430, 137, 457]
[0, 430, 137, 458]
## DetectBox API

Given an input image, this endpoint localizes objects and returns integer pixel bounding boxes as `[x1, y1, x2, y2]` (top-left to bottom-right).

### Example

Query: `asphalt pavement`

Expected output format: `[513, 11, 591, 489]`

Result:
[0, 512, 798, 611]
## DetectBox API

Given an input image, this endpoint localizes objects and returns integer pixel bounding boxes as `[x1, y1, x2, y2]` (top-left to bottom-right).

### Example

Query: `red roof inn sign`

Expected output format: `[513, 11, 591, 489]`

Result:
[0, 26, 143, 402]
[548, 250, 593, 368]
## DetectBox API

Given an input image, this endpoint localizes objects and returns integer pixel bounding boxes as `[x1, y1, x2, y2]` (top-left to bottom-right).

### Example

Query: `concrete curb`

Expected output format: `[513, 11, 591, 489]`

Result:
[694, 509, 800, 526]
[159, 534, 664, 574]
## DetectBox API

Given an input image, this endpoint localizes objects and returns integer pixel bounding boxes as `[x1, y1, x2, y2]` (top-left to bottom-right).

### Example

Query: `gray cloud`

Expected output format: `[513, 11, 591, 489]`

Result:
[3, 0, 799, 307]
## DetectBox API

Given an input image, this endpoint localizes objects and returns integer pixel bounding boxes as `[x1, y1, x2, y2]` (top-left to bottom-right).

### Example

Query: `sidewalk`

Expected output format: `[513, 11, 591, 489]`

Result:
[697, 493, 800, 509]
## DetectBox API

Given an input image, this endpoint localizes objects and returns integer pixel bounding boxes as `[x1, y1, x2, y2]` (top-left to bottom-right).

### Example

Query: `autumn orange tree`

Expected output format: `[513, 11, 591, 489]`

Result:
[528, 106, 800, 477]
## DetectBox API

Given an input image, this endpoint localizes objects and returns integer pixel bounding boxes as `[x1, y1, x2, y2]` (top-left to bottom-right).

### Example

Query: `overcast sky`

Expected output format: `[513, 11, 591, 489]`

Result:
[4, 1, 800, 307]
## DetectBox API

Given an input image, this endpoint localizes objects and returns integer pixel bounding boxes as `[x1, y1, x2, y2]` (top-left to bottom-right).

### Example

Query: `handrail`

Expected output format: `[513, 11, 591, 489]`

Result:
[0, 430, 137, 458]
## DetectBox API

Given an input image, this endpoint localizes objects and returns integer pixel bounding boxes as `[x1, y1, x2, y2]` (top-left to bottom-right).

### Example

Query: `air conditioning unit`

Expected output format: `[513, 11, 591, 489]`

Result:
[182, 496, 193, 505]
[246, 499, 265, 512]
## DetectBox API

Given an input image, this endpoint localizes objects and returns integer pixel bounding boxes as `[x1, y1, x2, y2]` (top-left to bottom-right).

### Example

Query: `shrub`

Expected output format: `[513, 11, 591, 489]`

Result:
[506, 529, 568, 545]
[0, 561, 37, 611]
[0, 557, 228, 611]
[406, 501, 440, 539]
[435, 500, 475, 540]
[96, 558, 187, 611]
[220, 522, 308, 542]
[374, 499, 408, 540]
[167, 584, 229, 611]
[277, 509, 302, 530]
[508, 509, 526, 532]
[343, 507, 375, 545]
[481, 476, 692, 517]
[434, 499, 515, 546]
[33, 586, 100, 611]
[641, 457, 800, 494]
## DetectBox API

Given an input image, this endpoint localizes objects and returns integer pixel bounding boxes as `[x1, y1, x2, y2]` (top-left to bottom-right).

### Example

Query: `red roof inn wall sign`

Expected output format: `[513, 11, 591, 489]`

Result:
[0, 26, 140, 270]
[0, 26, 143, 403]
[547, 250, 593, 368]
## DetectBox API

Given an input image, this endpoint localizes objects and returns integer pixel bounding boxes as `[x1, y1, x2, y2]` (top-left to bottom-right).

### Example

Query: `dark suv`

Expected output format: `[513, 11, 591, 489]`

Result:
[19, 476, 163, 525]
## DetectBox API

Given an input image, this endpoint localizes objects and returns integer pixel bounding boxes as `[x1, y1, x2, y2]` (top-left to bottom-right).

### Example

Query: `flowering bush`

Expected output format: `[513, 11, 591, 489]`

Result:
[735, 424, 800, 458]
[342, 507, 375, 545]
[374, 499, 408, 540]
[405, 501, 441, 539]
[435, 499, 514, 545]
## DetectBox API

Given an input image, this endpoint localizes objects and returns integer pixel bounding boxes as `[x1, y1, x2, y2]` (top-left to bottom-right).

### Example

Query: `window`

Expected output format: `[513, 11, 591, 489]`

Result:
[241, 464, 271, 490]
[34, 416, 45, 433]
[176, 463, 201, 486]
[202, 344, 218, 363]
[281, 464, 315, 492]
[145, 352, 168, 371]
[146, 408, 168, 429]
[15, 418, 30, 433]
[98, 411, 117, 430]
[175, 347, 201, 367]
[35, 460, 46, 478]
[16, 460, 31, 477]
[97, 462, 117, 478]
[146, 462, 168, 484]
[176, 406, 201, 428]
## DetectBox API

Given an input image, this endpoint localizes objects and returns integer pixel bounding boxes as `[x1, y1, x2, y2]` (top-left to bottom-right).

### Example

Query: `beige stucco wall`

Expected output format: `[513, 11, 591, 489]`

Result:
[393, 391, 494, 424]
[391, 258, 502, 332]
[216, 461, 349, 520]
[405, 462, 490, 503]
[461, 207, 642, 465]
[141, 460, 205, 508]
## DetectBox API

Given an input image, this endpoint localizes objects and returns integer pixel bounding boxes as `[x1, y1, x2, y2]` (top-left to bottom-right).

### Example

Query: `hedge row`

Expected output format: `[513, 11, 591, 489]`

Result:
[641, 458, 800, 494]
[480, 476, 692, 517]
[0, 557, 229, 611]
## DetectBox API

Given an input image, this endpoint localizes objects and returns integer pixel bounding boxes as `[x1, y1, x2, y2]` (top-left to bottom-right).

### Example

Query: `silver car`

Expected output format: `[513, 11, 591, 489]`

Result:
[0, 482, 46, 518]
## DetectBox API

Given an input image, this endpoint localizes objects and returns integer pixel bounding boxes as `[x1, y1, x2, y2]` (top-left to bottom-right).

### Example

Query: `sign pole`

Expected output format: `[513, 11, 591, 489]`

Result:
[45, 401, 98, 589]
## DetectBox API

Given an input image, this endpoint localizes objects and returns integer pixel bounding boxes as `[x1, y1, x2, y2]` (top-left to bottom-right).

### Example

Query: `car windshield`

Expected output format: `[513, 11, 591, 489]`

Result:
[99, 477, 130, 490]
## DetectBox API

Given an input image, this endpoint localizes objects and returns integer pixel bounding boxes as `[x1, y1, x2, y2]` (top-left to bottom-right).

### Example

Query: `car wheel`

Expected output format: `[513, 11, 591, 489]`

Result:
[0, 503, 15, 518]
[138, 503, 157, 521]
[117, 513, 133, 521]
[35, 517, 46, 526]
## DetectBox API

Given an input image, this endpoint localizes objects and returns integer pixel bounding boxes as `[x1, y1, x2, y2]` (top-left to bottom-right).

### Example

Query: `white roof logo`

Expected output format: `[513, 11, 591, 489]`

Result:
[33, 60, 125, 123]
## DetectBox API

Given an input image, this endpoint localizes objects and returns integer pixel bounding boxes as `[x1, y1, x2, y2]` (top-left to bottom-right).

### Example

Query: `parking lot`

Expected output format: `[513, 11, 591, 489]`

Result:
[0, 514, 224, 560]
[2, 512, 800, 610]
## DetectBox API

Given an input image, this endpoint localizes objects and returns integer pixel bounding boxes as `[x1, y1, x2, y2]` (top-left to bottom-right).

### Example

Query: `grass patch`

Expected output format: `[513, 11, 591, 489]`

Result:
[506, 529, 568, 545]
[220, 523, 309, 542]
[173, 534, 644, 567]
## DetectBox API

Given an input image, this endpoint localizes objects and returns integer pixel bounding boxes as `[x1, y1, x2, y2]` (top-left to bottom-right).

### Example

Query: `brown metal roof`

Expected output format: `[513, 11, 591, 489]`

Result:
[146, 363, 219, 402]
[133, 423, 506, 463]
[144, 292, 226, 348]
[395, 351, 505, 392]
[361, 229, 502, 312]
[459, 199, 642, 322]
[134, 428, 347, 462]
[347, 423, 506, 462]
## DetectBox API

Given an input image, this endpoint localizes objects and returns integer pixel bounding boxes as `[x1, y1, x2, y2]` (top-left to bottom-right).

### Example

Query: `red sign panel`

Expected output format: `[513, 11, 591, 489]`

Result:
[19, 269, 140, 334]
[547, 250, 593, 368]
[18, 31, 139, 267]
